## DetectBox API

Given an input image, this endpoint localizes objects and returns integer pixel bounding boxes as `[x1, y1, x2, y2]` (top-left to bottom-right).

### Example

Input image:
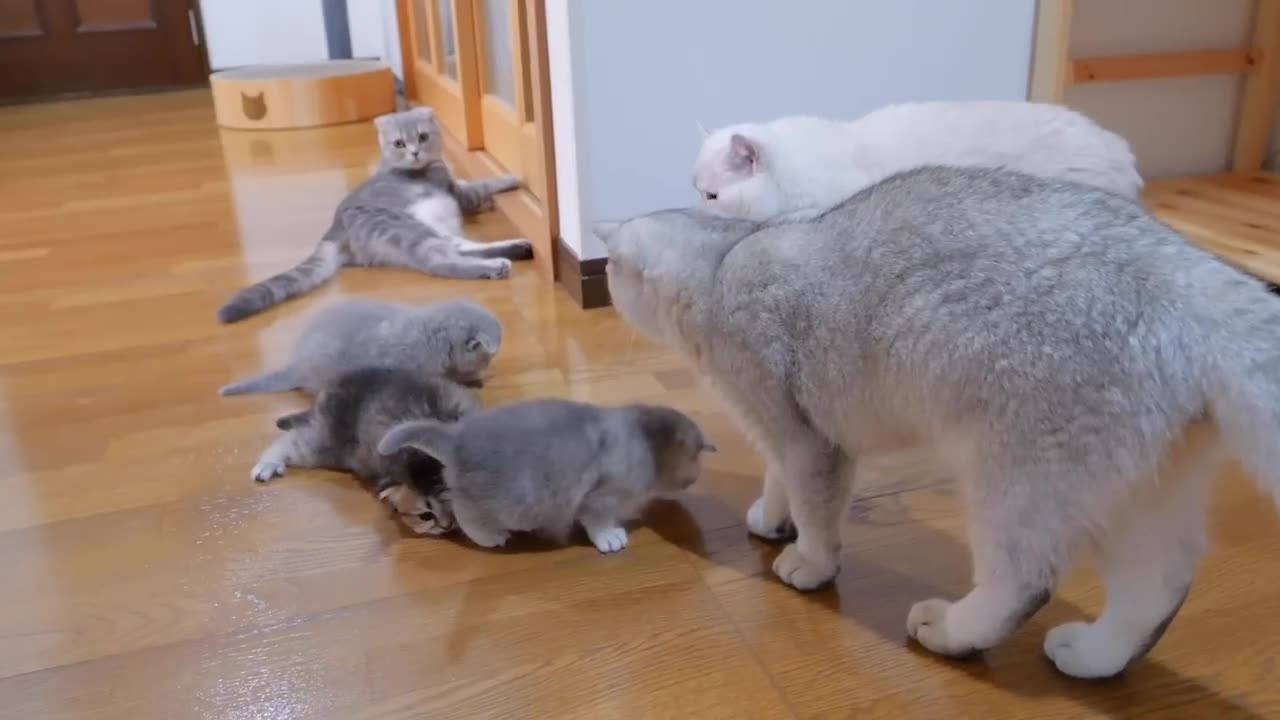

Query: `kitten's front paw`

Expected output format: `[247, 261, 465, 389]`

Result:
[464, 527, 509, 548]
[1044, 621, 1132, 679]
[907, 598, 978, 659]
[588, 526, 629, 553]
[482, 259, 512, 279]
[746, 496, 795, 541]
[250, 460, 286, 484]
[772, 543, 838, 591]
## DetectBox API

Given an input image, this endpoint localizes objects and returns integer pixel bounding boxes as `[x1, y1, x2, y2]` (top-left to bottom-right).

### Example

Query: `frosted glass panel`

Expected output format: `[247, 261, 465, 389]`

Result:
[412, 0, 431, 65]
[481, 0, 515, 106]
[436, 0, 457, 79]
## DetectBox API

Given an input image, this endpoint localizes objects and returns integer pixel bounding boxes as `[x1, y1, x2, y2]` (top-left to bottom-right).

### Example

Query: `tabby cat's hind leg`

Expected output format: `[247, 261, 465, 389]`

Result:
[455, 238, 534, 261]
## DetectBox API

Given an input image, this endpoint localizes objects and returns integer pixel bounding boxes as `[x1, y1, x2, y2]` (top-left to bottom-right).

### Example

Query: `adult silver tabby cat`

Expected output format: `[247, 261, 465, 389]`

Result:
[217, 107, 532, 323]
[595, 166, 1280, 680]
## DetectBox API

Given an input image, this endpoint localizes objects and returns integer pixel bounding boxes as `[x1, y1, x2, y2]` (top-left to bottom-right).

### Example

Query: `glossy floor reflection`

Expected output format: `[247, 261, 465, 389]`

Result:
[1, 91, 1279, 719]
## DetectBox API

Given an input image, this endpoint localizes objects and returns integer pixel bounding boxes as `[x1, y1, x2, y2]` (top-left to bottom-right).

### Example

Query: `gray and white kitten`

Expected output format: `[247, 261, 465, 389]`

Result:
[220, 298, 501, 396]
[596, 166, 1280, 680]
[378, 398, 716, 553]
[217, 106, 532, 323]
[250, 365, 479, 535]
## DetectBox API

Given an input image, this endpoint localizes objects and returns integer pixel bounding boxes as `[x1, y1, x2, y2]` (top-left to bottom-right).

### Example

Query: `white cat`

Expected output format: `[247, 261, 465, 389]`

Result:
[693, 101, 1143, 221]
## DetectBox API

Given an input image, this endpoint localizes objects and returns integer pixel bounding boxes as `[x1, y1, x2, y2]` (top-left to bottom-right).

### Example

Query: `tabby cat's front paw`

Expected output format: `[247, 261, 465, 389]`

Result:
[493, 175, 521, 193]
[250, 460, 286, 484]
[483, 259, 512, 279]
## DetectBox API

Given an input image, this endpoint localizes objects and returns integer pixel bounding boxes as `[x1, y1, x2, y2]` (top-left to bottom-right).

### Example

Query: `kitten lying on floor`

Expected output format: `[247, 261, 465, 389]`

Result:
[597, 166, 1280, 679]
[693, 100, 1142, 221]
[219, 298, 501, 395]
[217, 106, 533, 324]
[378, 398, 716, 553]
[251, 366, 478, 535]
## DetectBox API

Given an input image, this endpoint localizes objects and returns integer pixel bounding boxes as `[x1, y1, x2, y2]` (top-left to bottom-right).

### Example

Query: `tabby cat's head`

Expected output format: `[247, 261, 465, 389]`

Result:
[374, 107, 443, 170]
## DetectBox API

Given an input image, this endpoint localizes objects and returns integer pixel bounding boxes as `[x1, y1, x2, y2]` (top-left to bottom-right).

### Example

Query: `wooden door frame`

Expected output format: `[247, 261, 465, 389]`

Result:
[397, 0, 559, 281]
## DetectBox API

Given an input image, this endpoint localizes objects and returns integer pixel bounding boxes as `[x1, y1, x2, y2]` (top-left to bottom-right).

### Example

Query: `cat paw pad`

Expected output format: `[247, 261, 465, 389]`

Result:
[589, 526, 629, 553]
[250, 461, 285, 484]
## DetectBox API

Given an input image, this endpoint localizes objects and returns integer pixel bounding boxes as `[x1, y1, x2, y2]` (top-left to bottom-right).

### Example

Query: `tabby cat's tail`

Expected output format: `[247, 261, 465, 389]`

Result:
[216, 240, 343, 323]
[379, 420, 458, 466]
[218, 366, 300, 397]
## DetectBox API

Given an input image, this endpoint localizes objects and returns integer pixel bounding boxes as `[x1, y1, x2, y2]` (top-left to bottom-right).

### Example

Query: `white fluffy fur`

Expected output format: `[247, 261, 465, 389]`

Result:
[693, 101, 1143, 221]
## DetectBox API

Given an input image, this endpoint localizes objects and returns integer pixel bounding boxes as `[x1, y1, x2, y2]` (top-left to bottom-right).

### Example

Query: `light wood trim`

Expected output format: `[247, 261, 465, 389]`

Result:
[394, 0, 417, 100]
[510, 0, 532, 122]
[1070, 49, 1257, 85]
[527, 0, 558, 261]
[1234, 0, 1280, 171]
[1028, 0, 1073, 103]
[451, 0, 485, 149]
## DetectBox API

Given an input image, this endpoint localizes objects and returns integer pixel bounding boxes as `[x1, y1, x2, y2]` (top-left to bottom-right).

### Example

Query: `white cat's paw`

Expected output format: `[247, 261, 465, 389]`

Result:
[772, 543, 838, 591]
[483, 259, 512, 279]
[907, 598, 978, 658]
[588, 526, 629, 554]
[251, 460, 285, 484]
[746, 496, 794, 541]
[1044, 621, 1132, 679]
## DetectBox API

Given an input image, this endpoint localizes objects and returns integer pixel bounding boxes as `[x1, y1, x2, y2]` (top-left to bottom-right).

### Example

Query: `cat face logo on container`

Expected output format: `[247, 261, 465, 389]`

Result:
[241, 92, 267, 121]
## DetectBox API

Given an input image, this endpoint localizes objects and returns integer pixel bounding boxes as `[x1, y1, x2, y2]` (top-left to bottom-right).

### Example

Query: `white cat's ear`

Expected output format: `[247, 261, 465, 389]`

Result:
[727, 133, 759, 174]
[592, 221, 623, 247]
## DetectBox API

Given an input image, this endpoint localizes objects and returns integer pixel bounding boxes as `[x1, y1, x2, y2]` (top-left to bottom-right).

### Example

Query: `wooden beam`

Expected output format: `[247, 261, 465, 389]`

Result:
[1028, 0, 1073, 103]
[1234, 0, 1280, 171]
[1070, 49, 1257, 85]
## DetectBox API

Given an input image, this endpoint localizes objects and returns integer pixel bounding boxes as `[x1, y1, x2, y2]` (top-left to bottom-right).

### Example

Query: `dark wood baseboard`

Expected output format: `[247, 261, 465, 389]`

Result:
[555, 236, 611, 309]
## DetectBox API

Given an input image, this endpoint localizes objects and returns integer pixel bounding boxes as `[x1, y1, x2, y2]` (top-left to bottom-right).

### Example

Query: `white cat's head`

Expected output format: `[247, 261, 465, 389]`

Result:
[692, 126, 783, 222]
[374, 106, 444, 170]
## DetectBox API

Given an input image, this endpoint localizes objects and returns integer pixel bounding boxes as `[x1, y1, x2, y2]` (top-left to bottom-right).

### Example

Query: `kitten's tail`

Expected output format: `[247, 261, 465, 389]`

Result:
[216, 236, 344, 324]
[218, 366, 301, 397]
[379, 420, 458, 466]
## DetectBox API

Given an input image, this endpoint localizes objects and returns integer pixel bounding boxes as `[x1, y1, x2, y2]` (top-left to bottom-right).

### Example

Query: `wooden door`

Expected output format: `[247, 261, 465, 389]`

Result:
[404, 0, 482, 147]
[471, 0, 544, 199]
[0, 0, 206, 101]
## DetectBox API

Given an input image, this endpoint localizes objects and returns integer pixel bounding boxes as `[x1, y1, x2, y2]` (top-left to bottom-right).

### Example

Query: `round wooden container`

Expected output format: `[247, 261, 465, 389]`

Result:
[210, 60, 396, 130]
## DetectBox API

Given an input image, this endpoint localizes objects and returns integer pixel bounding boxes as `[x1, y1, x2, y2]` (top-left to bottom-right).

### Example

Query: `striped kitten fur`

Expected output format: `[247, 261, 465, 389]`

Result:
[216, 106, 531, 324]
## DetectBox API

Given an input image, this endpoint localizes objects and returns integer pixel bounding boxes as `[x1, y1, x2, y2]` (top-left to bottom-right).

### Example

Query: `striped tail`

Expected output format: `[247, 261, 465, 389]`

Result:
[216, 239, 343, 324]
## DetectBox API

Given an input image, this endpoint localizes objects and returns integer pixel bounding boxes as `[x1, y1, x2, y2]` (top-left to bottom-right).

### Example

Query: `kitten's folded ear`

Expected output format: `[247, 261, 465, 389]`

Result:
[378, 420, 457, 461]
[700, 440, 718, 453]
[592, 221, 623, 247]
[727, 133, 760, 173]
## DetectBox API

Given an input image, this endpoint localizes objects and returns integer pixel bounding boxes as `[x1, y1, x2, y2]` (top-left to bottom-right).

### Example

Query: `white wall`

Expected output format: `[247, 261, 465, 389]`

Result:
[201, 0, 330, 70]
[1064, 0, 1254, 180]
[201, 0, 397, 72]
[548, 0, 1038, 261]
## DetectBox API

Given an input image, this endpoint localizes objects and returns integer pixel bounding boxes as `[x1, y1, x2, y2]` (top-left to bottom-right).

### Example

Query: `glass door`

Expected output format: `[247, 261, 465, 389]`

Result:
[471, 0, 545, 199]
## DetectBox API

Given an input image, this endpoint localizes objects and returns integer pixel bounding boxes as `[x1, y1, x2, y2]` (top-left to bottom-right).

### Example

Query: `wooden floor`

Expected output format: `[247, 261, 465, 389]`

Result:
[3, 91, 1280, 719]
[1146, 172, 1280, 285]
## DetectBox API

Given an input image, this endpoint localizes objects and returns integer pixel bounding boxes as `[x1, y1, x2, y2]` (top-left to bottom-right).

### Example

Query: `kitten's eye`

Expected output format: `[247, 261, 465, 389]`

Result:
[418, 132, 429, 142]
[393, 139, 406, 148]
[703, 191, 718, 201]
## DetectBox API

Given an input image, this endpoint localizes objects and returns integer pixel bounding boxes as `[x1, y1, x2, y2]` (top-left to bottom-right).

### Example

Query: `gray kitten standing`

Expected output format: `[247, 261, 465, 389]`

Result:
[378, 398, 716, 553]
[219, 298, 501, 395]
[596, 166, 1280, 679]
[217, 106, 532, 323]
[251, 366, 479, 535]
